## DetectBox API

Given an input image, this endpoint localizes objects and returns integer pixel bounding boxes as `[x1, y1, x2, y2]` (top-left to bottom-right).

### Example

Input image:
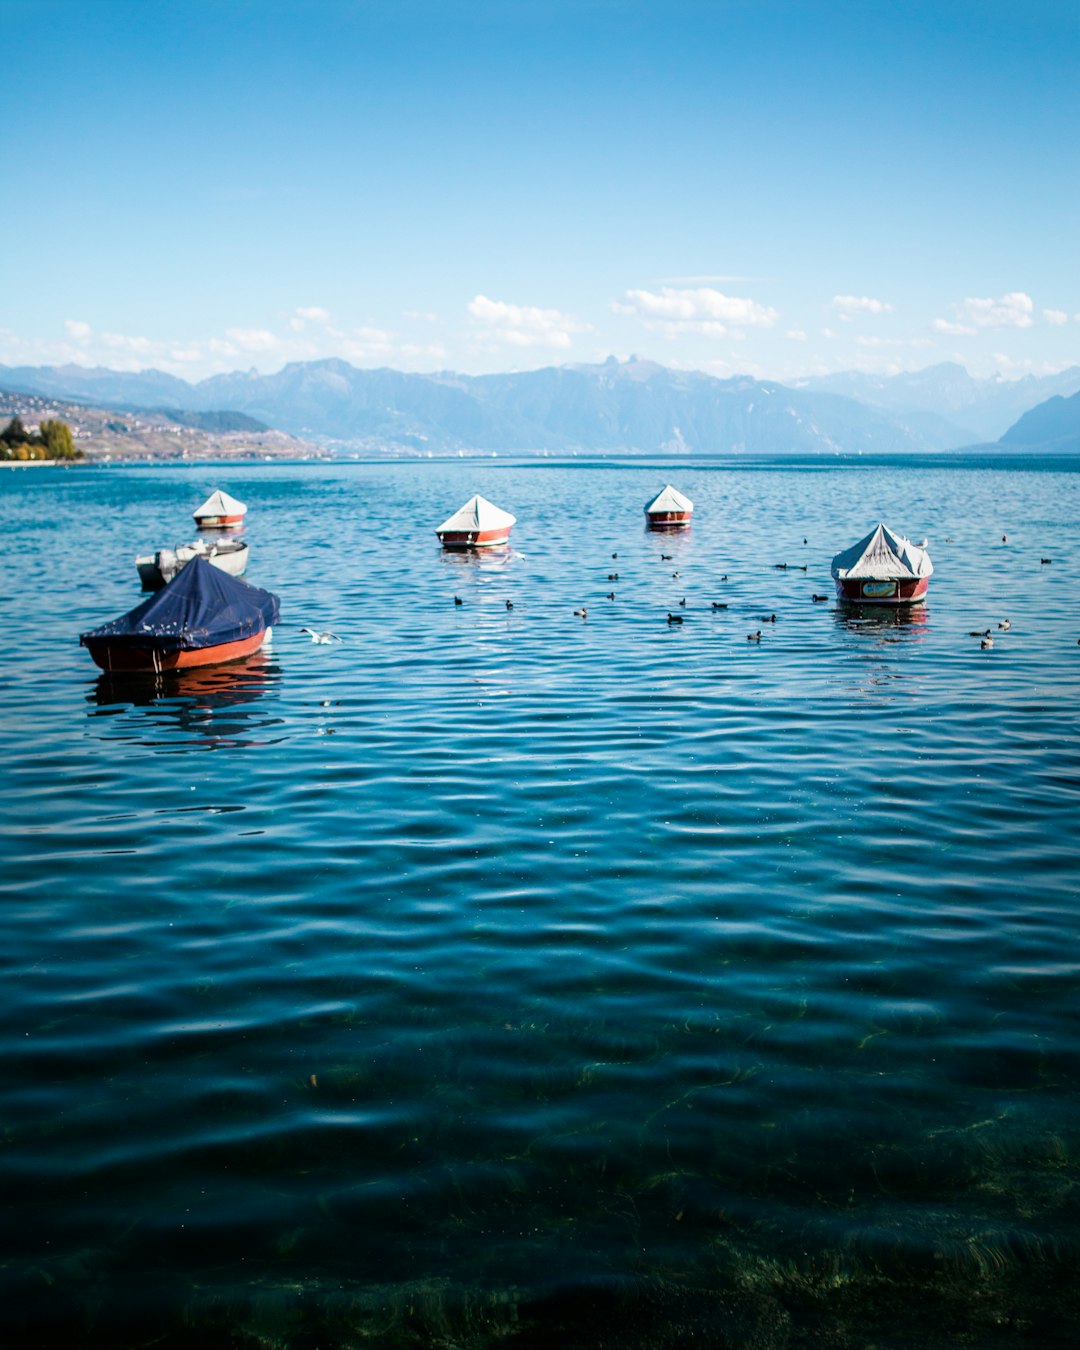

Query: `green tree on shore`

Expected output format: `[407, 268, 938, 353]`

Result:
[40, 419, 77, 459]
[0, 416, 82, 460]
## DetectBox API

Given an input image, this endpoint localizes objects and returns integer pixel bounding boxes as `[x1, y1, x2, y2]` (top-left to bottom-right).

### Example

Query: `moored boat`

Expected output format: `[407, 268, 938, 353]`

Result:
[136, 537, 249, 590]
[831, 522, 933, 604]
[194, 488, 247, 529]
[644, 484, 693, 530]
[81, 556, 279, 673]
[435, 494, 516, 549]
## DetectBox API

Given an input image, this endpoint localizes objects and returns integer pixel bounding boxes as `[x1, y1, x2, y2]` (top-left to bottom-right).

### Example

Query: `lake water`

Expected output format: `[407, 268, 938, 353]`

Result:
[2, 456, 1079, 1348]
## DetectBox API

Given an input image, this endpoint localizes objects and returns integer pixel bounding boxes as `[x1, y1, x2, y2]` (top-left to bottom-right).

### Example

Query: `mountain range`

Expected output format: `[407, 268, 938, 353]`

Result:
[2, 356, 1078, 457]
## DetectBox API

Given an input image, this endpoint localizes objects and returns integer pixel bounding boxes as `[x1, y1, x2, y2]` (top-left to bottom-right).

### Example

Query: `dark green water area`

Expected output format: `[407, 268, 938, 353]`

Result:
[1, 457, 1078, 1347]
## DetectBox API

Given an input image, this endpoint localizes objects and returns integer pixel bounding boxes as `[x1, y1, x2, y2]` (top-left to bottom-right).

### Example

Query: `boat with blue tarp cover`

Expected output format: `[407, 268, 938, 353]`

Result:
[80, 556, 279, 672]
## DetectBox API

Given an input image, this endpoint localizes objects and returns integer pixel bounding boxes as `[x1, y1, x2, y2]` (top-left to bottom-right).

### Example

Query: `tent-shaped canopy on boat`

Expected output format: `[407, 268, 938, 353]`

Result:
[831, 523, 933, 581]
[194, 488, 246, 522]
[436, 495, 516, 535]
[644, 484, 693, 515]
[81, 556, 279, 654]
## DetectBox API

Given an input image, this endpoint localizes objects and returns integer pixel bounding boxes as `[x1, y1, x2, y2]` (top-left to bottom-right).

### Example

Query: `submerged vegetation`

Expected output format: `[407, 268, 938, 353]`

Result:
[0, 415, 82, 460]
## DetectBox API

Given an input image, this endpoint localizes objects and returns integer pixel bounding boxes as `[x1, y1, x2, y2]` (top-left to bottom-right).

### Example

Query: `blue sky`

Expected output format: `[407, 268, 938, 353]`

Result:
[2, 0, 1077, 382]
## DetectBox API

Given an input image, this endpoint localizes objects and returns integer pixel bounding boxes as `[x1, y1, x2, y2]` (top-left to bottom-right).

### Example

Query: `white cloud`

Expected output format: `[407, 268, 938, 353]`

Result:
[468, 294, 585, 349]
[1044, 309, 1068, 326]
[101, 331, 157, 355]
[225, 328, 280, 352]
[786, 329, 808, 342]
[831, 295, 893, 319]
[933, 318, 977, 336]
[611, 287, 778, 338]
[64, 319, 92, 341]
[289, 306, 332, 331]
[937, 291, 1035, 332]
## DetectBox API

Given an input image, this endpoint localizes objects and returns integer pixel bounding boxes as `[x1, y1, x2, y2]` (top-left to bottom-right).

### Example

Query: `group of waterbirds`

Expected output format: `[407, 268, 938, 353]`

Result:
[445, 546, 803, 644]
[971, 618, 1012, 650]
[302, 529, 1070, 651]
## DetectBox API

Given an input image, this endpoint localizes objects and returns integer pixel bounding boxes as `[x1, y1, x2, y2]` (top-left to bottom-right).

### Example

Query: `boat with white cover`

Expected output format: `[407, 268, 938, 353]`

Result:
[136, 537, 249, 590]
[644, 484, 693, 530]
[435, 495, 516, 549]
[194, 488, 247, 529]
[831, 523, 933, 604]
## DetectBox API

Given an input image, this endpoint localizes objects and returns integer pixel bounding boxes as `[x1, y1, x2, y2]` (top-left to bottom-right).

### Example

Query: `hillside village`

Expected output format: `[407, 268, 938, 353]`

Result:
[0, 387, 326, 461]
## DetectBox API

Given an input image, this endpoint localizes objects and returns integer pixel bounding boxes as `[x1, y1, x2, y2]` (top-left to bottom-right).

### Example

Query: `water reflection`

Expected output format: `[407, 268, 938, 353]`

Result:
[438, 544, 518, 571]
[86, 652, 285, 751]
[835, 602, 931, 643]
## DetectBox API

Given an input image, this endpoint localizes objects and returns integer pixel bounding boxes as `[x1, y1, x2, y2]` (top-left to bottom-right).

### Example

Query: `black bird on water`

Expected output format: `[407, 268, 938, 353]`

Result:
[667, 613, 683, 624]
[606, 591, 616, 600]
[454, 596, 463, 606]
[812, 594, 828, 602]
[711, 602, 728, 610]
[505, 599, 514, 610]
[747, 630, 762, 642]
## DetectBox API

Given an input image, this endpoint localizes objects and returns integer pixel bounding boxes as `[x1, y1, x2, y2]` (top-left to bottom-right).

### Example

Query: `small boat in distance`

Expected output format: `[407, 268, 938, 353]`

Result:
[194, 488, 247, 529]
[81, 556, 279, 673]
[436, 495, 516, 549]
[136, 537, 249, 590]
[831, 523, 933, 604]
[644, 484, 693, 530]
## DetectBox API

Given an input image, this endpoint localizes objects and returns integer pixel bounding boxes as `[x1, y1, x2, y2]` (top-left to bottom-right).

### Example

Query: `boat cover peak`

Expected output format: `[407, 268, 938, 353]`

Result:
[644, 484, 693, 514]
[831, 523, 933, 581]
[194, 488, 246, 518]
[436, 494, 516, 534]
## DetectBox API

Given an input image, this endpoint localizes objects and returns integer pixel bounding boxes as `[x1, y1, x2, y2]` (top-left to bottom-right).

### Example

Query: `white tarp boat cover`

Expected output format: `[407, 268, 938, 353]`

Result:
[644, 484, 693, 514]
[194, 488, 247, 519]
[436, 495, 516, 534]
[831, 523, 933, 580]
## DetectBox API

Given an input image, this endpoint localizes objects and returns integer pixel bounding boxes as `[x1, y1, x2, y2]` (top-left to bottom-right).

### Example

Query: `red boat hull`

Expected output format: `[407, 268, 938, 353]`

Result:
[195, 513, 245, 529]
[645, 511, 692, 531]
[437, 527, 512, 549]
[83, 627, 270, 673]
[835, 576, 930, 605]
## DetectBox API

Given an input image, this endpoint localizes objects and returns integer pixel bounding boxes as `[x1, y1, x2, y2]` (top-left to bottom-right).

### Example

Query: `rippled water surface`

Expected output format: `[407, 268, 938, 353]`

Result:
[2, 457, 1079, 1348]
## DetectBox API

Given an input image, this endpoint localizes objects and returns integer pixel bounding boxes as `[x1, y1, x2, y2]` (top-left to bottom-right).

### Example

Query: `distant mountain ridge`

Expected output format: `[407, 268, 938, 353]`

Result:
[1000, 387, 1080, 451]
[796, 362, 1080, 443]
[2, 356, 1078, 456]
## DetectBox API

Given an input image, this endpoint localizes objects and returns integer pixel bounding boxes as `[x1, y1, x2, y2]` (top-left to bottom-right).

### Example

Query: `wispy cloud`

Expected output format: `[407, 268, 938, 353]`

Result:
[225, 328, 280, 352]
[64, 319, 92, 341]
[289, 306, 332, 331]
[935, 291, 1035, 334]
[831, 295, 893, 319]
[1044, 309, 1068, 326]
[612, 287, 778, 338]
[467, 295, 586, 349]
